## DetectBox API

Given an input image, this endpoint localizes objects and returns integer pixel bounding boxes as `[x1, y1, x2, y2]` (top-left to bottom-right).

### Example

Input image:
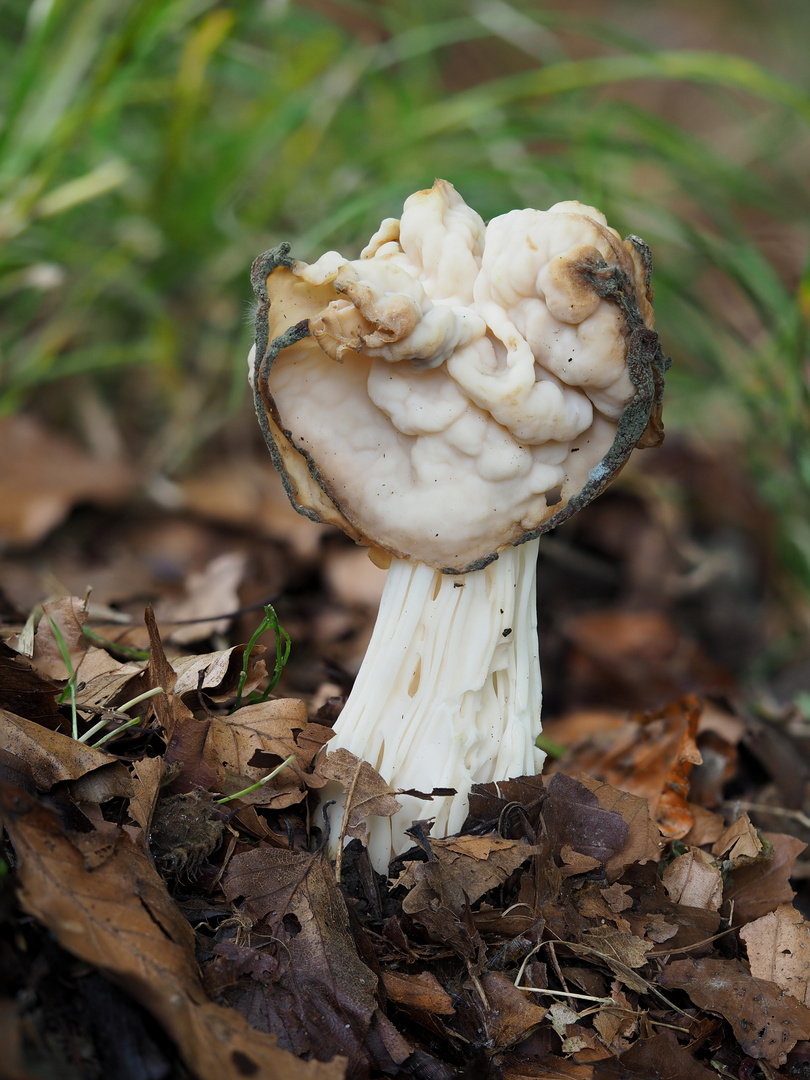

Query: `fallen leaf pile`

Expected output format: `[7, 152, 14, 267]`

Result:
[3, 590, 810, 1079]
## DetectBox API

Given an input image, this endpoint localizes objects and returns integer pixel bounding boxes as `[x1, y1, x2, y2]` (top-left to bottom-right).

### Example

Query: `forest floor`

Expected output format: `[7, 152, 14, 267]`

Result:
[3, 412, 810, 1080]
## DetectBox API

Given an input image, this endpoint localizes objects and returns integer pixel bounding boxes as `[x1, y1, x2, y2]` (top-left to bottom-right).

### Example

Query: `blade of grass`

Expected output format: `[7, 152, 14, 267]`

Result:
[48, 615, 79, 740]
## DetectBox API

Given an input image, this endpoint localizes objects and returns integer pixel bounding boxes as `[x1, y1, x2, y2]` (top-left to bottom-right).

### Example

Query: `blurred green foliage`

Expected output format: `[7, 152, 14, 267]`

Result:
[1, 0, 809, 586]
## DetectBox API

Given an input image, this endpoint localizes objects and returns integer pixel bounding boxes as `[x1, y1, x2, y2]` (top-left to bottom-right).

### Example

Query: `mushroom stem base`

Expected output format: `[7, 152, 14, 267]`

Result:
[324, 538, 545, 872]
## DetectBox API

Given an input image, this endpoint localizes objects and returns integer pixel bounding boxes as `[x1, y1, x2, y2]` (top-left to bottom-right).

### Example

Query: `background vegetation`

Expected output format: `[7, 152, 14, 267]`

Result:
[1, 0, 809, 590]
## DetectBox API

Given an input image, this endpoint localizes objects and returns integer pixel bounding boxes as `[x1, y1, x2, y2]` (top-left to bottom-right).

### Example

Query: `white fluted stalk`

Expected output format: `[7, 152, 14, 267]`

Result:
[325, 538, 546, 872]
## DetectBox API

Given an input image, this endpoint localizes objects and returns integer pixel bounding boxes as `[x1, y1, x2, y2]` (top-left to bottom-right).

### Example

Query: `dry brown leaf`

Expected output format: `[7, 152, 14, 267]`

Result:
[711, 812, 764, 865]
[546, 698, 703, 841]
[741, 904, 810, 1007]
[156, 552, 246, 645]
[0, 642, 66, 725]
[0, 415, 135, 547]
[127, 755, 165, 835]
[578, 925, 654, 992]
[479, 971, 546, 1052]
[659, 956, 810, 1066]
[172, 644, 266, 700]
[723, 831, 807, 923]
[205, 698, 332, 807]
[662, 848, 723, 911]
[0, 710, 119, 789]
[142, 607, 187, 744]
[612, 1030, 717, 1079]
[317, 747, 401, 840]
[681, 803, 727, 847]
[74, 648, 144, 709]
[69, 762, 134, 804]
[576, 775, 662, 881]
[559, 845, 602, 877]
[28, 596, 89, 680]
[650, 697, 703, 838]
[381, 970, 456, 1015]
[1, 781, 338, 1080]
[592, 982, 637, 1054]
[221, 846, 405, 1075]
[398, 834, 537, 913]
[543, 773, 629, 873]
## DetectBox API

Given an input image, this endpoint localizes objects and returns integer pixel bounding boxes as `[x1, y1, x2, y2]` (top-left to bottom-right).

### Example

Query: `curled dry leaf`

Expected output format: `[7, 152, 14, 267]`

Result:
[74, 647, 144, 710]
[544, 697, 703, 840]
[723, 831, 807, 923]
[659, 956, 810, 1067]
[711, 812, 765, 866]
[317, 747, 401, 842]
[0, 641, 64, 724]
[1, 779, 339, 1080]
[28, 596, 88, 680]
[172, 644, 267, 701]
[661, 847, 723, 911]
[478, 971, 546, 1052]
[740, 903, 810, 1007]
[206, 698, 333, 807]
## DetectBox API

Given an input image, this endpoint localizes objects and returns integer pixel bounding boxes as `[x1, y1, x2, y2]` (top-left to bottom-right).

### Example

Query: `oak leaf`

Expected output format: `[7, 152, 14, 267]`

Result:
[659, 956, 810, 1067]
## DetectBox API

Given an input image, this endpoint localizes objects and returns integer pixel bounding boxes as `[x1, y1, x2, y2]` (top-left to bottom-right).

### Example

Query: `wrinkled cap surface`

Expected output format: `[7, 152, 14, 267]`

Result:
[251, 180, 665, 572]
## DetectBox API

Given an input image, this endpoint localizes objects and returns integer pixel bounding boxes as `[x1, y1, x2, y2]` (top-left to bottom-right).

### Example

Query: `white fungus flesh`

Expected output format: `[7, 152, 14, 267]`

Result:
[251, 180, 662, 873]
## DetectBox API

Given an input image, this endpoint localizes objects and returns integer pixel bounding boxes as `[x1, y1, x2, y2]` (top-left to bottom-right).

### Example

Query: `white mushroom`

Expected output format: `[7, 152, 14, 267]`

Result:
[250, 180, 666, 872]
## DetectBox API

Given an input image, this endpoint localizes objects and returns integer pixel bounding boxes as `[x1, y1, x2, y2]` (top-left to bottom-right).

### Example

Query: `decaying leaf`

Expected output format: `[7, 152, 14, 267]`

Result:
[543, 773, 632, 876]
[659, 956, 810, 1066]
[479, 971, 546, 1052]
[222, 845, 409, 1075]
[544, 697, 703, 840]
[612, 1030, 717, 1079]
[0, 641, 64, 724]
[155, 552, 246, 645]
[317, 747, 401, 841]
[173, 644, 267, 700]
[1, 709, 120, 789]
[204, 698, 333, 806]
[1, 779, 339, 1080]
[741, 903, 810, 1007]
[711, 812, 765, 866]
[397, 834, 537, 914]
[723, 831, 807, 922]
[575, 775, 662, 881]
[28, 596, 89, 680]
[380, 970, 456, 1015]
[661, 847, 723, 911]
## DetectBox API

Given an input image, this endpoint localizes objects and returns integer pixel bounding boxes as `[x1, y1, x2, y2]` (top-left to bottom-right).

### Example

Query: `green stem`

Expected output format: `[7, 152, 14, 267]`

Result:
[216, 753, 296, 804]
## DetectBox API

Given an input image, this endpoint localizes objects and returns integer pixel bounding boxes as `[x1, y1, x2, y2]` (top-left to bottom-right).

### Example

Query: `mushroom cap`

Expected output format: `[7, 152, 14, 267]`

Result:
[251, 180, 667, 573]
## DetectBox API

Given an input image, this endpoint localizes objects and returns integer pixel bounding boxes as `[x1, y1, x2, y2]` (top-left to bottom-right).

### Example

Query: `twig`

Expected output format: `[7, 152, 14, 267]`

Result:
[723, 799, 810, 831]
[334, 758, 364, 883]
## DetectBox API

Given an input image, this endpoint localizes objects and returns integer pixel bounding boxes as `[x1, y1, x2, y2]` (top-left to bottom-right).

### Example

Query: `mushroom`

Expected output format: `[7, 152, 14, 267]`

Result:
[250, 180, 667, 872]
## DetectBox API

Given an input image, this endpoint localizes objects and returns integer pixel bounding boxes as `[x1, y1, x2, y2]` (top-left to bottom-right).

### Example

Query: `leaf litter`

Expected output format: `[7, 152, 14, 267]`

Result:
[4, 438, 810, 1077]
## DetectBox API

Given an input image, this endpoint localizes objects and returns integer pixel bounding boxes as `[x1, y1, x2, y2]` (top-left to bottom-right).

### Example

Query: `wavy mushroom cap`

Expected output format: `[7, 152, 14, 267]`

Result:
[252, 180, 659, 572]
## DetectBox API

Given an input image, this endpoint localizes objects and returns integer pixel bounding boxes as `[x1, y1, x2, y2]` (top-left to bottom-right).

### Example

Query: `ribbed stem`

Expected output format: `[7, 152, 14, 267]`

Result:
[325, 538, 545, 872]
